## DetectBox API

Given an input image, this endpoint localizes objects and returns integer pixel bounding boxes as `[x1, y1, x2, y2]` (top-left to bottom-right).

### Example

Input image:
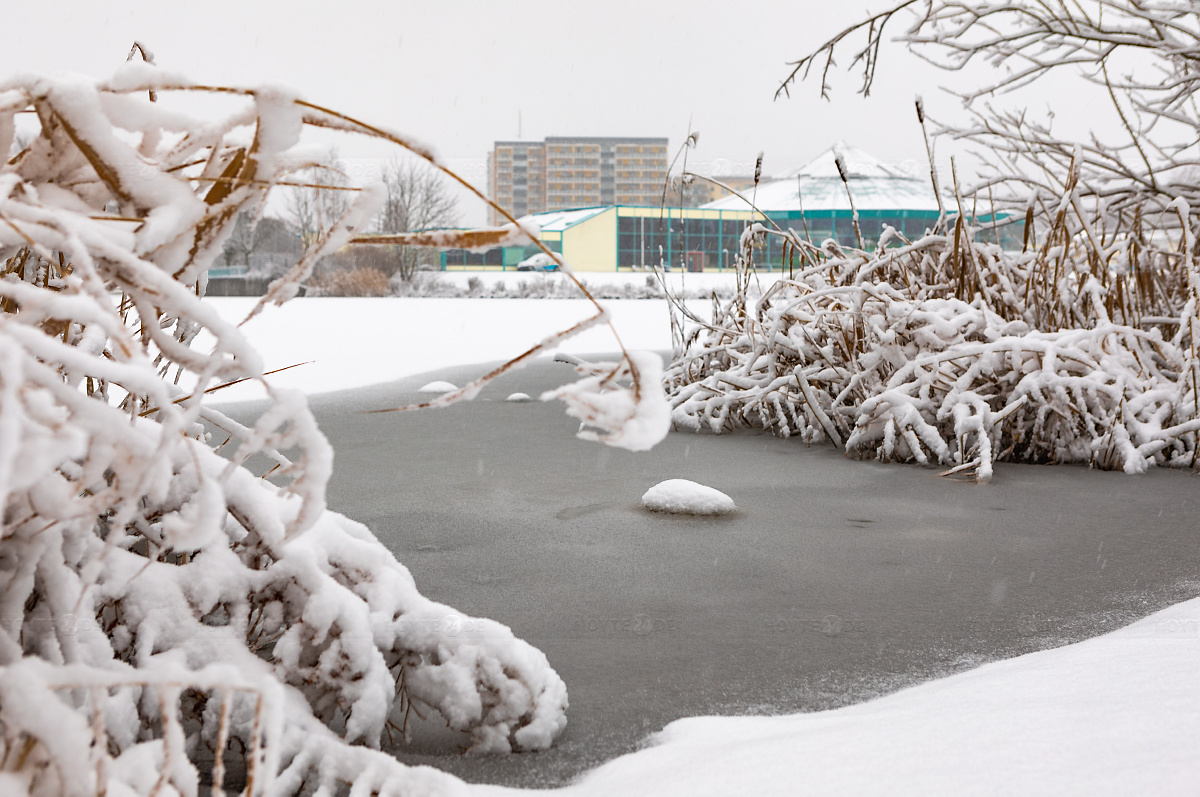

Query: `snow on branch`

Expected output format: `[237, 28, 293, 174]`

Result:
[351, 219, 540, 252]
[778, 2, 1200, 224]
[0, 65, 574, 796]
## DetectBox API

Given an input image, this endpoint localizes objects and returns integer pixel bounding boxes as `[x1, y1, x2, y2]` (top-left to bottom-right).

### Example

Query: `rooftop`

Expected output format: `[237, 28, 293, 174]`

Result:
[705, 143, 941, 214]
[519, 206, 611, 232]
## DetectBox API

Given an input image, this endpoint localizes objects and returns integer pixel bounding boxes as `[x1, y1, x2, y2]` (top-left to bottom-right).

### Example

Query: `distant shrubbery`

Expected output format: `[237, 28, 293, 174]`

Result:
[308, 266, 392, 296]
[380, 271, 737, 300]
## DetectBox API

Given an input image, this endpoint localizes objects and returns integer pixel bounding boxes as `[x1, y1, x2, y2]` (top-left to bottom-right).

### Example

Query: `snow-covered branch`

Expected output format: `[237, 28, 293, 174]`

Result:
[0, 65, 587, 797]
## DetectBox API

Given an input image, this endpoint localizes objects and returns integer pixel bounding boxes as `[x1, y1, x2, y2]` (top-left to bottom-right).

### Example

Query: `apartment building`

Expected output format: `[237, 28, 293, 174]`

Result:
[489, 137, 667, 224]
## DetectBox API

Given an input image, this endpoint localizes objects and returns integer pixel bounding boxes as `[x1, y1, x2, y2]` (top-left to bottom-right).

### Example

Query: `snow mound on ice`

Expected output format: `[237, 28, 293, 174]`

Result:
[418, 380, 458, 393]
[507, 392, 533, 402]
[642, 479, 736, 515]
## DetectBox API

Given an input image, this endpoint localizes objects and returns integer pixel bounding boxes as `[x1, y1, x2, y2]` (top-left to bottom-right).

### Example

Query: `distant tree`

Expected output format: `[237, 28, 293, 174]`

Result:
[221, 210, 262, 266]
[284, 154, 353, 249]
[373, 159, 459, 281]
[254, 215, 303, 256]
[220, 212, 303, 280]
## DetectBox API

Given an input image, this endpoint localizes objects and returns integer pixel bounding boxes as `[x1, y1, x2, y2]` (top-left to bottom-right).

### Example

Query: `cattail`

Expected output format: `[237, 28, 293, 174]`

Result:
[753, 152, 763, 186]
[915, 95, 925, 124]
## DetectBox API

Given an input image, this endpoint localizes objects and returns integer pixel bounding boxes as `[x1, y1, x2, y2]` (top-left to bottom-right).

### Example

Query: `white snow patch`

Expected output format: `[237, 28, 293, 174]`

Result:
[418, 380, 458, 394]
[507, 392, 533, 402]
[641, 479, 736, 515]
[197, 297, 701, 402]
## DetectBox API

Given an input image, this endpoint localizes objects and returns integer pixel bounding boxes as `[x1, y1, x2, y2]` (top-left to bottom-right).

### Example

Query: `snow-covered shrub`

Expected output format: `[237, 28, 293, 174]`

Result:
[390, 271, 459, 298]
[0, 63, 664, 796]
[667, 205, 1200, 481]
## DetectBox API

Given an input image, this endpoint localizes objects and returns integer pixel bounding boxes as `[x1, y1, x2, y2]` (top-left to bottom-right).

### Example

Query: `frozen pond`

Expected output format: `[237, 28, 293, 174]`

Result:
[229, 356, 1199, 788]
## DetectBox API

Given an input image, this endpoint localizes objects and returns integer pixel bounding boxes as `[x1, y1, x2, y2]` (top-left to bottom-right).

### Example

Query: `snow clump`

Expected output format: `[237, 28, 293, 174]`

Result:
[543, 350, 671, 452]
[507, 392, 533, 402]
[418, 380, 458, 393]
[642, 479, 737, 515]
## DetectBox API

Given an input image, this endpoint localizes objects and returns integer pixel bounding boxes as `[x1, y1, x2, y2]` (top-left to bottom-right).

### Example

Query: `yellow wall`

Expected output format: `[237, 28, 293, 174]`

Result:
[561, 207, 617, 272]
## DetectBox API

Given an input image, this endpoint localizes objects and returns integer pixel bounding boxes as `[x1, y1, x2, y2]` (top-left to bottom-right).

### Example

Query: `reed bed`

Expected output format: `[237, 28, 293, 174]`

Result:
[665, 174, 1200, 481]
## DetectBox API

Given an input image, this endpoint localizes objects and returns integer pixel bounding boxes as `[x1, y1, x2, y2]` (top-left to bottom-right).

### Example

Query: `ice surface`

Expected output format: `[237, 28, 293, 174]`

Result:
[641, 479, 736, 515]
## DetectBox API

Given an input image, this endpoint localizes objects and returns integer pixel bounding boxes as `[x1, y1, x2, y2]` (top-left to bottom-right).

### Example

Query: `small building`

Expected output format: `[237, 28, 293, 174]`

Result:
[442, 205, 763, 273]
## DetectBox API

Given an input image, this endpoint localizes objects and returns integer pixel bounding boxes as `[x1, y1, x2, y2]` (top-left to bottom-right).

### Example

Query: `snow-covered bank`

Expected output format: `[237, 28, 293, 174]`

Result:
[200, 297, 695, 402]
[488, 596, 1200, 796]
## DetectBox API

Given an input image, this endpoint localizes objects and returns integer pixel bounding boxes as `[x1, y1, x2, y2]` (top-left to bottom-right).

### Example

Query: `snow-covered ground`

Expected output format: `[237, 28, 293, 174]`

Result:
[200, 296, 696, 402]
[203, 295, 1200, 795]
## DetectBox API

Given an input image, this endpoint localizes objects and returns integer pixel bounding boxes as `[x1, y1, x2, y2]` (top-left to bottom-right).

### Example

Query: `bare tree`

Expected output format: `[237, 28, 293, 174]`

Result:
[220, 211, 302, 279]
[778, 1, 1200, 231]
[221, 209, 262, 266]
[372, 159, 459, 281]
[284, 153, 353, 249]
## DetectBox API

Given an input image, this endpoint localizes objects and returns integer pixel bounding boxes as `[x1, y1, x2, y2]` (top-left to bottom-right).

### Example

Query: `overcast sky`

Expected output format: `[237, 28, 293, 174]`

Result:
[8, 0, 1113, 224]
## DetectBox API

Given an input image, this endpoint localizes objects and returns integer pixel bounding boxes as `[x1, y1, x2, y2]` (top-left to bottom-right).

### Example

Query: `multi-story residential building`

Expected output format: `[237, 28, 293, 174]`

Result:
[489, 137, 667, 224]
[489, 141, 546, 222]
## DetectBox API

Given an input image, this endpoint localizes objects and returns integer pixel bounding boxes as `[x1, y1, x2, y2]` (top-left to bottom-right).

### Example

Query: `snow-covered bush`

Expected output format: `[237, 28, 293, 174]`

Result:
[667, 205, 1200, 481]
[0, 62, 665, 796]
